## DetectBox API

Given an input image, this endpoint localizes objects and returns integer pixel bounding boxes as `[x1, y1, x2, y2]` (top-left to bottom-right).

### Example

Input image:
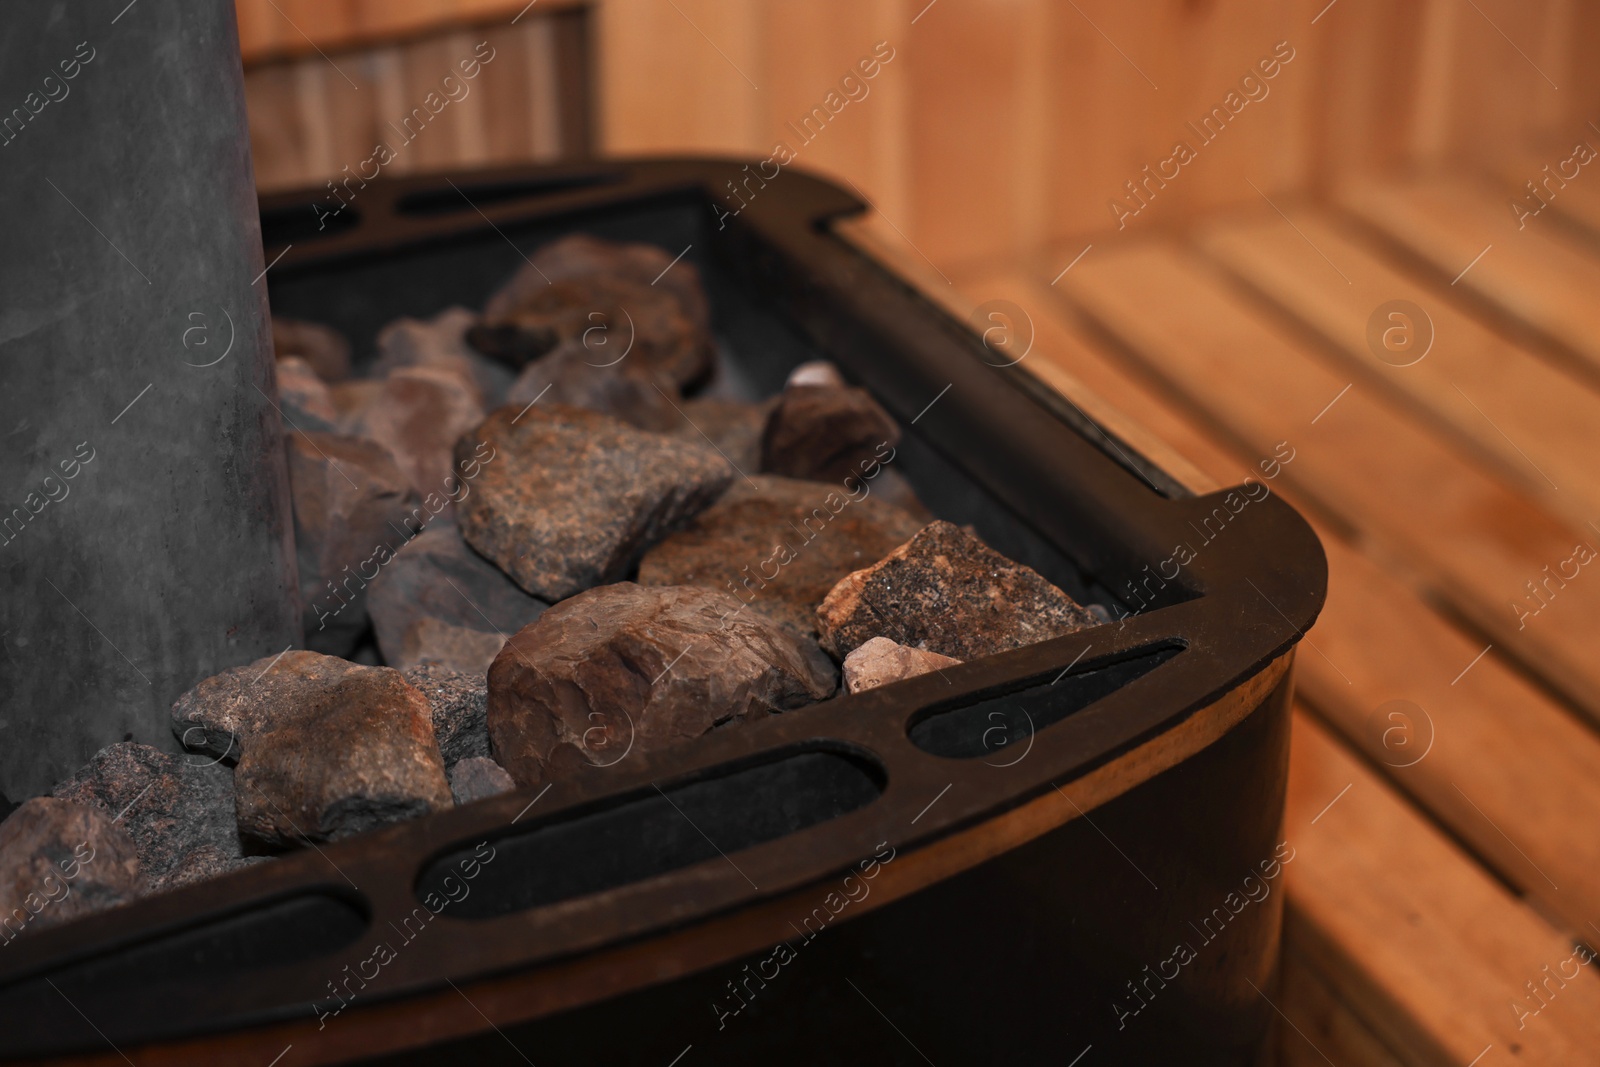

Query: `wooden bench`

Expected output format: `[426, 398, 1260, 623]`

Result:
[845, 161, 1600, 1062]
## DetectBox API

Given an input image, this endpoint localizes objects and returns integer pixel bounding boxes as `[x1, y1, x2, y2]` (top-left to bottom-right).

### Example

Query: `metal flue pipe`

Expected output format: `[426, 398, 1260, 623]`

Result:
[0, 0, 299, 797]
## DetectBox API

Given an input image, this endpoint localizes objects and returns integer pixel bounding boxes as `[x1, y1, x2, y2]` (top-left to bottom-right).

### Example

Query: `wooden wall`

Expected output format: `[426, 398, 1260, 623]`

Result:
[238, 0, 1600, 278]
[239, 1, 589, 193]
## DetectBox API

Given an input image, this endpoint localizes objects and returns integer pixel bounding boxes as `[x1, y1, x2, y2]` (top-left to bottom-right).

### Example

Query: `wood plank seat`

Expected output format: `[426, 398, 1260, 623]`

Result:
[925, 250, 1600, 1064]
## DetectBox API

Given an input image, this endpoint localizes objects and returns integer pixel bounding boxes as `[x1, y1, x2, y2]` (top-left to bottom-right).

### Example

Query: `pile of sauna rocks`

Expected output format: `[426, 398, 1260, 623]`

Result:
[0, 236, 1105, 935]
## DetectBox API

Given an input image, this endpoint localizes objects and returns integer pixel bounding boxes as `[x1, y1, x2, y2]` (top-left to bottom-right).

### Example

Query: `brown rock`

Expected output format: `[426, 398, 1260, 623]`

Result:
[448, 757, 516, 805]
[402, 664, 490, 764]
[505, 337, 683, 432]
[665, 397, 775, 473]
[51, 743, 241, 884]
[488, 583, 836, 785]
[272, 316, 351, 382]
[273, 355, 339, 432]
[184, 654, 452, 846]
[0, 798, 142, 939]
[285, 431, 419, 654]
[373, 306, 515, 408]
[366, 521, 547, 667]
[637, 475, 925, 637]
[470, 236, 711, 386]
[454, 404, 734, 601]
[172, 649, 351, 759]
[761, 383, 902, 484]
[816, 520, 1099, 660]
[478, 233, 709, 334]
[348, 366, 486, 503]
[328, 379, 383, 428]
[842, 637, 961, 694]
[398, 618, 506, 675]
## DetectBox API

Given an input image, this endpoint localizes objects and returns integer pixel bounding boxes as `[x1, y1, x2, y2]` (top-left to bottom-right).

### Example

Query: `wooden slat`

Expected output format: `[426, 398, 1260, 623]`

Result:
[942, 257, 1600, 1061]
[1052, 241, 1600, 730]
[1340, 174, 1600, 386]
[1491, 141, 1600, 243]
[233, 0, 585, 66]
[1285, 714, 1600, 1065]
[759, 1, 910, 247]
[594, 0, 762, 155]
[1278, 940, 1410, 1067]
[950, 266, 1600, 941]
[1198, 207, 1600, 528]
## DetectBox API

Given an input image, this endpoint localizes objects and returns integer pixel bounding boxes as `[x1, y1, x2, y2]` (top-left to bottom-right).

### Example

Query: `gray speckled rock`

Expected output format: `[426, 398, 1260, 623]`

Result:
[403, 664, 491, 764]
[842, 637, 961, 694]
[488, 583, 836, 786]
[448, 757, 516, 805]
[286, 431, 419, 654]
[637, 475, 925, 637]
[0, 798, 142, 939]
[817, 520, 1099, 660]
[505, 337, 684, 432]
[454, 404, 734, 601]
[470, 236, 711, 382]
[398, 618, 507, 675]
[171, 649, 353, 760]
[154, 846, 265, 893]
[665, 397, 775, 474]
[51, 742, 241, 884]
[373, 306, 515, 408]
[172, 651, 452, 846]
[366, 522, 547, 667]
[761, 383, 901, 484]
[347, 366, 486, 504]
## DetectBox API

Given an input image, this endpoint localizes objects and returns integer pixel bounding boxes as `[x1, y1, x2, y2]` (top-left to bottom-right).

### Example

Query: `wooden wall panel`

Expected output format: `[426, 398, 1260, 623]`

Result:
[593, 0, 761, 155]
[759, 1, 909, 233]
[242, 6, 578, 192]
[235, 0, 1600, 270]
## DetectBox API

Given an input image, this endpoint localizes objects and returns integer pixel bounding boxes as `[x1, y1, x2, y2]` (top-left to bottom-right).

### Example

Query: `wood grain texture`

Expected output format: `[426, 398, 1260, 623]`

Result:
[1199, 206, 1600, 529]
[1278, 942, 1411, 1067]
[1340, 175, 1600, 388]
[1054, 240, 1600, 731]
[245, 9, 571, 192]
[946, 263, 1600, 945]
[235, 0, 1600, 263]
[933, 250, 1600, 1066]
[593, 0, 762, 154]
[1285, 715, 1600, 1065]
